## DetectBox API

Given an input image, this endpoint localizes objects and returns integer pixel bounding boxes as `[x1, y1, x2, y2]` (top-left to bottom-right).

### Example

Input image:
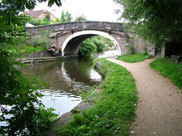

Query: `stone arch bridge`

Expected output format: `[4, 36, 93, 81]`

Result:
[26, 21, 130, 56]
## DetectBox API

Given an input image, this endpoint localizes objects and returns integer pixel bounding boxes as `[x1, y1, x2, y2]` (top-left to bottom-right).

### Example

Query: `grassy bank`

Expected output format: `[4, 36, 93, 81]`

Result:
[117, 54, 149, 63]
[150, 58, 182, 89]
[58, 59, 137, 136]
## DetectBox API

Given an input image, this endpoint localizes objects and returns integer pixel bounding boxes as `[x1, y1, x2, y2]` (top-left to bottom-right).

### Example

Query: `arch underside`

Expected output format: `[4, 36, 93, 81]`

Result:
[63, 34, 96, 56]
[62, 30, 122, 56]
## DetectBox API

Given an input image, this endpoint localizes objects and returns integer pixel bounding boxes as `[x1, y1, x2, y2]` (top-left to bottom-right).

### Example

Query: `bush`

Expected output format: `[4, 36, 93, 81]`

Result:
[126, 44, 135, 54]
[28, 15, 51, 26]
[0, 46, 58, 135]
[78, 39, 96, 57]
[32, 30, 51, 47]
[92, 37, 107, 53]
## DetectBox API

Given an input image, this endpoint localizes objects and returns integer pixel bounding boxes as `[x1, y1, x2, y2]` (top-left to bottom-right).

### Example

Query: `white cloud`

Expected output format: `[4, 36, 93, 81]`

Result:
[34, 0, 123, 22]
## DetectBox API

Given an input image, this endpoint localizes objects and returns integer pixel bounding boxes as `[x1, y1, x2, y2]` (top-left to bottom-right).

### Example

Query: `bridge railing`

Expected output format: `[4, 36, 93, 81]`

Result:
[25, 21, 124, 35]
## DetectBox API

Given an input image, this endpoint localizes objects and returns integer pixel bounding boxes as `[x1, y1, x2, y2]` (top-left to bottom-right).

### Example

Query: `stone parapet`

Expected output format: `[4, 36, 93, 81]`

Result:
[25, 21, 124, 35]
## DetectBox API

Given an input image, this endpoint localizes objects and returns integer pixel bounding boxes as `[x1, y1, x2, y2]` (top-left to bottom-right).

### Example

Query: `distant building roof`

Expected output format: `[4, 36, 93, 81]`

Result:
[22, 10, 48, 18]
[22, 10, 57, 22]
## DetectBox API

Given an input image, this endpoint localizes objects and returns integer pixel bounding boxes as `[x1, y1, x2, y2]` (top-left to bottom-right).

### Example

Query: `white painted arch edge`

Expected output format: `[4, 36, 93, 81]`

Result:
[61, 30, 121, 56]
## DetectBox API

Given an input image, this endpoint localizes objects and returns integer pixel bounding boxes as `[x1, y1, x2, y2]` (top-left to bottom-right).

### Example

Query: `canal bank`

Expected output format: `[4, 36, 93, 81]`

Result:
[48, 59, 137, 136]
[18, 50, 120, 118]
[19, 50, 136, 136]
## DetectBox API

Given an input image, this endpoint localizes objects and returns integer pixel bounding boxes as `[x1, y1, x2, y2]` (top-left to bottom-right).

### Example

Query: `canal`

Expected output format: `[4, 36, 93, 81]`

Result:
[0, 50, 119, 127]
[21, 50, 120, 117]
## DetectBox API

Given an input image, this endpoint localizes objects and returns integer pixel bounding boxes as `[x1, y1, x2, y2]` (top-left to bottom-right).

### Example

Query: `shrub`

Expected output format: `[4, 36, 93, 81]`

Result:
[32, 30, 51, 47]
[78, 39, 96, 57]
[92, 37, 107, 53]
[0, 46, 58, 135]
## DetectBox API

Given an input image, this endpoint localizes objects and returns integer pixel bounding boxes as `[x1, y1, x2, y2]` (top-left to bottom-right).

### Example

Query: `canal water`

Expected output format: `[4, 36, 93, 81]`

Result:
[20, 58, 102, 117]
[0, 50, 119, 127]
[21, 50, 119, 117]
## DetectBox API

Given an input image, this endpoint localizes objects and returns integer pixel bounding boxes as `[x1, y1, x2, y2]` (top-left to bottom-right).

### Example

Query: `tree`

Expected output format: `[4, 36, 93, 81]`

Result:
[75, 15, 87, 22]
[0, 0, 61, 43]
[28, 11, 51, 26]
[114, 0, 182, 47]
[53, 17, 60, 24]
[28, 17, 50, 26]
[0, 0, 61, 135]
[60, 11, 72, 23]
[43, 11, 51, 24]
[78, 36, 114, 57]
[91, 36, 109, 53]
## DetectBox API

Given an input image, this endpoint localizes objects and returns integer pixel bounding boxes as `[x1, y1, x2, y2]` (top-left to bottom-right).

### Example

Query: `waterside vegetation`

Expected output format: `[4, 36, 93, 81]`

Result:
[78, 36, 114, 58]
[117, 54, 150, 63]
[58, 59, 137, 136]
[0, 0, 62, 135]
[150, 58, 182, 89]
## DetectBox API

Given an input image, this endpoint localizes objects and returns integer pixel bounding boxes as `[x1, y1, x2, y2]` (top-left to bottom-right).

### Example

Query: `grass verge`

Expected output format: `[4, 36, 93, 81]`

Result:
[58, 59, 137, 136]
[117, 54, 150, 63]
[150, 58, 182, 89]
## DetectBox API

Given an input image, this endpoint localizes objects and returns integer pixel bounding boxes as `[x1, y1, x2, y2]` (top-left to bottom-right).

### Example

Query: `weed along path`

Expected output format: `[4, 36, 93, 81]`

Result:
[107, 58, 182, 136]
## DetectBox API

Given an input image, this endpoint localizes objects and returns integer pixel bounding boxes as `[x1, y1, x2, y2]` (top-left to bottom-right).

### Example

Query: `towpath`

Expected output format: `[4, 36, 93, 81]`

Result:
[107, 58, 182, 136]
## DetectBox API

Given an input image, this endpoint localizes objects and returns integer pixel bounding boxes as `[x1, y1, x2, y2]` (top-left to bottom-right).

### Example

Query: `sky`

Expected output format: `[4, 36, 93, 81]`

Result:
[34, 0, 123, 22]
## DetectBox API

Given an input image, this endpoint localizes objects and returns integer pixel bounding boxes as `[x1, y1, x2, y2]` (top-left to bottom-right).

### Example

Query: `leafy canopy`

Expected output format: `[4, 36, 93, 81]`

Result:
[60, 11, 72, 23]
[114, 0, 182, 46]
[0, 0, 61, 135]
[0, 0, 61, 43]
[75, 15, 87, 22]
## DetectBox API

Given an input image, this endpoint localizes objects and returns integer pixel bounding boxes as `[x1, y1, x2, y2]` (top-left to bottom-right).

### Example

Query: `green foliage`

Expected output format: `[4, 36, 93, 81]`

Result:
[78, 39, 97, 58]
[31, 30, 51, 47]
[78, 36, 114, 57]
[104, 38, 115, 48]
[150, 58, 182, 89]
[28, 13, 51, 26]
[114, 0, 182, 46]
[117, 54, 149, 63]
[53, 17, 60, 24]
[75, 15, 87, 22]
[7, 45, 46, 57]
[126, 44, 135, 54]
[0, 0, 61, 135]
[28, 18, 49, 26]
[91, 37, 108, 53]
[0, 14, 29, 44]
[58, 59, 137, 136]
[44, 11, 51, 24]
[0, 46, 58, 135]
[60, 11, 72, 23]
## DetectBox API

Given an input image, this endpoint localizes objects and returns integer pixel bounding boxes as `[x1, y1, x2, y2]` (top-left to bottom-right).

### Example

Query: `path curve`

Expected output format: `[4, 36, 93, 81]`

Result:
[107, 58, 182, 136]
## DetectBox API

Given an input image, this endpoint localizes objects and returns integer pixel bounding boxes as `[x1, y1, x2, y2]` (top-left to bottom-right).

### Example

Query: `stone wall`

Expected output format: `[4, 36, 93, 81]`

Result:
[26, 22, 157, 56]
[25, 51, 62, 58]
[133, 38, 155, 56]
[25, 21, 124, 35]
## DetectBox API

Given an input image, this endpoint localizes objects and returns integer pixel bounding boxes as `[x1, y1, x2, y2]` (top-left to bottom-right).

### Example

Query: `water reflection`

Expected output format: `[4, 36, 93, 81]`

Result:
[63, 58, 101, 85]
[20, 58, 102, 116]
[40, 89, 81, 116]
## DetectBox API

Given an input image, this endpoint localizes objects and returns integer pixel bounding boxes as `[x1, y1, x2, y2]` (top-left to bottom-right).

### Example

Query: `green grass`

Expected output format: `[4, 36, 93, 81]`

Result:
[150, 58, 182, 89]
[117, 54, 150, 63]
[58, 59, 137, 136]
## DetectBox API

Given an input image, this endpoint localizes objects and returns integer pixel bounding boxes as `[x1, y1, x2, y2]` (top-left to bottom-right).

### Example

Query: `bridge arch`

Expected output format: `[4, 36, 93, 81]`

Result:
[61, 30, 122, 56]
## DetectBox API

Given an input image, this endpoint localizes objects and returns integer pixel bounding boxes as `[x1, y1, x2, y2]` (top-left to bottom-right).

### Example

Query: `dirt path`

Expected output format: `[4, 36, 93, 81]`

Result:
[107, 58, 182, 136]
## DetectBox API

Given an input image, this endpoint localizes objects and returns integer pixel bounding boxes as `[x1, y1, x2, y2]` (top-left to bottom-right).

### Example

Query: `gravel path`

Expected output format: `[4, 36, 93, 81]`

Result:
[107, 58, 182, 136]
